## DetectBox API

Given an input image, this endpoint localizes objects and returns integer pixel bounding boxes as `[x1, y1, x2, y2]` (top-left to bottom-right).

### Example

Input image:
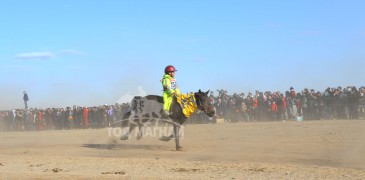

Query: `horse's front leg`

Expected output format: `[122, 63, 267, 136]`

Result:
[174, 125, 183, 151]
[120, 123, 136, 140]
[135, 114, 145, 140]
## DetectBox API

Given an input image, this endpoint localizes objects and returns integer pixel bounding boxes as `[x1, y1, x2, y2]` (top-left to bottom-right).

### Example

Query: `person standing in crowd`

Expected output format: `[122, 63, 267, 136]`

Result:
[265, 94, 272, 120]
[271, 100, 278, 120]
[273, 92, 283, 120]
[107, 106, 113, 127]
[37, 109, 44, 130]
[281, 93, 287, 120]
[322, 87, 333, 119]
[83, 106, 89, 128]
[348, 86, 360, 119]
[58, 108, 66, 130]
[66, 107, 73, 129]
[333, 86, 343, 119]
[300, 89, 309, 120]
[287, 87, 298, 120]
[23, 91, 29, 109]
[76, 106, 83, 128]
[359, 86, 365, 119]
[257, 91, 267, 121]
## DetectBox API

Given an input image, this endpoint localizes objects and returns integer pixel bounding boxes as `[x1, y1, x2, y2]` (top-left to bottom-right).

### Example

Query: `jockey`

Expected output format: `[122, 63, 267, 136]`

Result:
[161, 65, 181, 116]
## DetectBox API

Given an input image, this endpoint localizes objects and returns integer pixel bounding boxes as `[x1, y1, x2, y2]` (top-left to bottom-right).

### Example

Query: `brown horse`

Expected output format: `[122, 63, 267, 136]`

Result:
[120, 90, 215, 151]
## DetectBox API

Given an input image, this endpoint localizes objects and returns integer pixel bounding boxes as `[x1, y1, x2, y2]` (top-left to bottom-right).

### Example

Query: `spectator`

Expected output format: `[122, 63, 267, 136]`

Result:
[23, 91, 29, 109]
[83, 107, 89, 128]
[66, 107, 73, 129]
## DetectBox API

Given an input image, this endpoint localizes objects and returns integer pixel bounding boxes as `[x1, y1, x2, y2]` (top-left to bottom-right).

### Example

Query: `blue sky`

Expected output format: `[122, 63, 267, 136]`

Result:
[0, 0, 364, 109]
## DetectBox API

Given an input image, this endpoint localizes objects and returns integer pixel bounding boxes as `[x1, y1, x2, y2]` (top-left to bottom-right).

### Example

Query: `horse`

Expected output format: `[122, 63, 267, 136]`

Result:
[120, 90, 215, 151]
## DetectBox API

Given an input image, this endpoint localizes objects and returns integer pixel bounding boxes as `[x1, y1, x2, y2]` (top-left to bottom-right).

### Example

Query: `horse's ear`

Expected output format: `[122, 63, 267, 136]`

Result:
[206, 90, 210, 95]
[199, 89, 202, 93]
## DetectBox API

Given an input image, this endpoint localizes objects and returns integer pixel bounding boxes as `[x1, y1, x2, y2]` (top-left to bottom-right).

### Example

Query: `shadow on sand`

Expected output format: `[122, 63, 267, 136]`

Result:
[82, 143, 168, 150]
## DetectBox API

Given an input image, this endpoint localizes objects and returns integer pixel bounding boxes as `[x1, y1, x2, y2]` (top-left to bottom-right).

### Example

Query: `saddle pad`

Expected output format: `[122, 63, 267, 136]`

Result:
[176, 93, 198, 118]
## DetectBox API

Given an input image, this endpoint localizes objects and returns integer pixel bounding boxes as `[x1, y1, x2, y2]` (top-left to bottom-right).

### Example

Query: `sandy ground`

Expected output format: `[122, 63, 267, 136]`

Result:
[0, 120, 365, 179]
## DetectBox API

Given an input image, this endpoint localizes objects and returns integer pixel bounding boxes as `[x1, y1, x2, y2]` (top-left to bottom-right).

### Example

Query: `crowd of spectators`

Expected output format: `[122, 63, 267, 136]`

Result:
[1, 85, 364, 132]
[211, 86, 365, 123]
[0, 104, 130, 131]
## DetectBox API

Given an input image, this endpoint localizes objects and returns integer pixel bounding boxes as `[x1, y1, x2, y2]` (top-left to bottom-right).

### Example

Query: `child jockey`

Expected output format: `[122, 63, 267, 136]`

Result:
[161, 65, 180, 117]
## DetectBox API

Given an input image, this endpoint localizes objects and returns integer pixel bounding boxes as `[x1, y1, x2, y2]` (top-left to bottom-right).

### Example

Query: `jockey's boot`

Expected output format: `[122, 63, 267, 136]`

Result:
[161, 110, 170, 118]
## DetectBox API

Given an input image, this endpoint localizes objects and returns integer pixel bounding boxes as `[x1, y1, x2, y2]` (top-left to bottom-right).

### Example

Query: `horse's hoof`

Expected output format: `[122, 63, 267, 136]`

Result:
[120, 136, 129, 140]
[136, 135, 142, 140]
[159, 136, 171, 142]
[176, 146, 184, 151]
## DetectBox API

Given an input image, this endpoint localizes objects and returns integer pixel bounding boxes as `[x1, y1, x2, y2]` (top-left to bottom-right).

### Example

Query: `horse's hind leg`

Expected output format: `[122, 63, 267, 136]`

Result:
[136, 124, 143, 140]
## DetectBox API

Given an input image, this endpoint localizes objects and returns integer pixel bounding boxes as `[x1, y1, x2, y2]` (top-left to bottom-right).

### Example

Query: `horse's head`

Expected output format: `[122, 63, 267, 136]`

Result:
[195, 89, 215, 117]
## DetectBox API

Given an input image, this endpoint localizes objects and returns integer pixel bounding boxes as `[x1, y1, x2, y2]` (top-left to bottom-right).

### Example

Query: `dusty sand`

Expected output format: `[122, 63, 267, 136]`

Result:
[0, 120, 365, 179]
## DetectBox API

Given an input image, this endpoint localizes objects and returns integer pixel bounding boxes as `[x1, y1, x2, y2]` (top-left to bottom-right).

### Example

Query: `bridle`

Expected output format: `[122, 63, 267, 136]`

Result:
[195, 93, 214, 114]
